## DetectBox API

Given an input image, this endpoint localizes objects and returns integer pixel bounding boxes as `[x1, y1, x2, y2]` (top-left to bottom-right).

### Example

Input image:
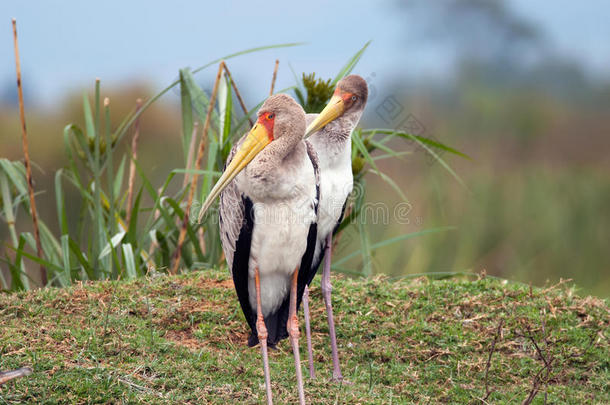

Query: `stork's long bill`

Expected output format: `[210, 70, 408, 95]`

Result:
[197, 117, 273, 221]
[305, 89, 347, 137]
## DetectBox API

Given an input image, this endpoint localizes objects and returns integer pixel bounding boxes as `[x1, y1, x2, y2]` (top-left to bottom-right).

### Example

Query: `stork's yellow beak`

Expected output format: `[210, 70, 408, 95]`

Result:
[304, 94, 345, 137]
[197, 123, 272, 221]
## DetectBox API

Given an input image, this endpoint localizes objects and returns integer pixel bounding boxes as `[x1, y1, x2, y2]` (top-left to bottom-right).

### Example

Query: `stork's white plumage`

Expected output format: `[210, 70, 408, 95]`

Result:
[301, 75, 369, 382]
[198, 94, 319, 405]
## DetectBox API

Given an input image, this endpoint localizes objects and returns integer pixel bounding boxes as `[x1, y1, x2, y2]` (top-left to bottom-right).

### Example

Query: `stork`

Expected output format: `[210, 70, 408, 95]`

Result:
[300, 75, 368, 381]
[198, 94, 319, 405]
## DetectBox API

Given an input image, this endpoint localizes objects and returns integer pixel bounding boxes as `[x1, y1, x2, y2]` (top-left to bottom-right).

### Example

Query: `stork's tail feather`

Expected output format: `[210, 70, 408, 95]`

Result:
[247, 306, 289, 348]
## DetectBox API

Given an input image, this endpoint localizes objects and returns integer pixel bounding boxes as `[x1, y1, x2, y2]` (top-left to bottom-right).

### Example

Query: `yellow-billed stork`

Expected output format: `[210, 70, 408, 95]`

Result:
[300, 75, 368, 381]
[198, 94, 319, 405]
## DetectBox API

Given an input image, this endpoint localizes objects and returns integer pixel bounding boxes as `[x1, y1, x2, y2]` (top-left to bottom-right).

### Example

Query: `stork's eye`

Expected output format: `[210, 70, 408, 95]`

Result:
[267, 113, 275, 120]
[351, 95, 358, 102]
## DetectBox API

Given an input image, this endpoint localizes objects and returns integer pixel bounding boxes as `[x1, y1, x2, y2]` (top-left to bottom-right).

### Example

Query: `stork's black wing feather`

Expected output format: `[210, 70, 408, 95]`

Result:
[231, 196, 257, 339]
[218, 137, 259, 344]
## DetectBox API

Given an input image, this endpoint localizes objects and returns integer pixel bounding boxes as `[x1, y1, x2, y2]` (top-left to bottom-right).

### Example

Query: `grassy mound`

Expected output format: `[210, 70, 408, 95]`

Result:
[1, 270, 608, 404]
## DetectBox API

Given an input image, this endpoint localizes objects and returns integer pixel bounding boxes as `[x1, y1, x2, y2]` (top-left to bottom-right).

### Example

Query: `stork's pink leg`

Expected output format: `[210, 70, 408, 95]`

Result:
[288, 267, 306, 405]
[302, 285, 316, 378]
[323, 234, 344, 382]
[255, 267, 273, 405]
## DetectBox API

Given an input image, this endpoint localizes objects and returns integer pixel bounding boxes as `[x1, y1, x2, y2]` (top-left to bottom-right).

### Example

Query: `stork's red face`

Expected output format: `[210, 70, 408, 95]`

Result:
[257, 112, 276, 141]
[198, 112, 276, 221]
[197, 93, 306, 222]
[333, 87, 360, 110]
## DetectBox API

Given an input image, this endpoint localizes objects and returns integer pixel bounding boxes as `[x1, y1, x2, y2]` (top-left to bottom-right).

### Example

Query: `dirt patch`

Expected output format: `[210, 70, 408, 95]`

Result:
[164, 329, 204, 350]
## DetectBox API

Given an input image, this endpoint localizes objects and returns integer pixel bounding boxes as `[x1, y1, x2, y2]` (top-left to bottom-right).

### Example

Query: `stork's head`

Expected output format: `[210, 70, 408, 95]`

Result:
[197, 94, 305, 221]
[256, 93, 306, 142]
[305, 74, 368, 136]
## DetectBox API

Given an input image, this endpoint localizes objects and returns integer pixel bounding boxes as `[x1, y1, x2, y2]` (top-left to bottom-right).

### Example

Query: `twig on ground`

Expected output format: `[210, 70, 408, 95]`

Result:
[520, 323, 554, 405]
[0, 367, 33, 385]
[483, 319, 504, 401]
[117, 377, 164, 398]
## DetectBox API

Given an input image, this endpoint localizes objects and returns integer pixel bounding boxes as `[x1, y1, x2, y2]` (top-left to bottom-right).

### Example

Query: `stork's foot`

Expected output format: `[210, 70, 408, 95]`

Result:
[330, 375, 352, 385]
[288, 314, 306, 405]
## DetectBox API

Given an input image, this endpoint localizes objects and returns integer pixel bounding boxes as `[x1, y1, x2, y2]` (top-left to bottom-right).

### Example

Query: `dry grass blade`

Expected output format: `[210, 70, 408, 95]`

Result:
[222, 63, 253, 127]
[0, 367, 33, 385]
[269, 59, 279, 96]
[126, 98, 143, 225]
[12, 18, 46, 286]
[171, 62, 225, 274]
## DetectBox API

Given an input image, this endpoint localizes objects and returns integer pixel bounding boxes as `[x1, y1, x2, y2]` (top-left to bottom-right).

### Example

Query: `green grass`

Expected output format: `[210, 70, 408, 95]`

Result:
[1, 271, 608, 403]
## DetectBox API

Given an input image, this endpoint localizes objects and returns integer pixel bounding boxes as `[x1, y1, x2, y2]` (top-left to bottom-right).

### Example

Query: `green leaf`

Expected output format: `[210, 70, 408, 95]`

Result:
[333, 226, 456, 268]
[60, 234, 72, 287]
[363, 129, 471, 160]
[83, 93, 95, 140]
[154, 230, 171, 269]
[126, 187, 143, 244]
[0, 168, 19, 247]
[352, 131, 409, 201]
[68, 237, 96, 280]
[55, 169, 69, 235]
[122, 243, 137, 280]
[331, 41, 371, 86]
[179, 69, 194, 160]
[218, 74, 233, 144]
[38, 221, 62, 265]
[358, 220, 373, 276]
[163, 197, 205, 262]
[367, 139, 410, 161]
[99, 231, 127, 260]
[171, 169, 221, 176]
[10, 235, 29, 290]
[7, 241, 65, 277]
[113, 155, 126, 199]
[104, 98, 115, 238]
[0, 159, 27, 195]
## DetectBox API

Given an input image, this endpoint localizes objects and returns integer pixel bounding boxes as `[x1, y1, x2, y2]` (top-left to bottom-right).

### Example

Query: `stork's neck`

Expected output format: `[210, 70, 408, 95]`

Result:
[243, 135, 306, 198]
[311, 109, 361, 145]
[309, 109, 362, 165]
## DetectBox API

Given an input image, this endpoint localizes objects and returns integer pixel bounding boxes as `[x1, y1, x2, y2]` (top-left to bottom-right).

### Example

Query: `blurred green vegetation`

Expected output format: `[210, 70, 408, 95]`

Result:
[356, 72, 610, 297]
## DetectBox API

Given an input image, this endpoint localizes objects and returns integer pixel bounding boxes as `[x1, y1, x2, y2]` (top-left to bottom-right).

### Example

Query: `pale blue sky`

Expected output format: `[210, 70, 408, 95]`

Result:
[2, 0, 609, 107]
